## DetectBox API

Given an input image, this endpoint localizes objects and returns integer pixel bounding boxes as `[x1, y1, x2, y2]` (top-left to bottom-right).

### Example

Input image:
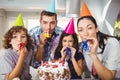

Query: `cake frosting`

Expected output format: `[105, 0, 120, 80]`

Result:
[38, 60, 71, 80]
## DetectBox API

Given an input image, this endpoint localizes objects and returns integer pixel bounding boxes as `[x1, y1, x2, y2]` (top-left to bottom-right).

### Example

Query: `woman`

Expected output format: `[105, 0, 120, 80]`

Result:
[77, 16, 120, 80]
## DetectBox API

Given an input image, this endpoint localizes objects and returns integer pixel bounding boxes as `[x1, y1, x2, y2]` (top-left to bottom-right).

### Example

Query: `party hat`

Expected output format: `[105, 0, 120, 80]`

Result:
[80, 1, 92, 17]
[64, 18, 75, 34]
[46, 0, 56, 13]
[13, 13, 24, 27]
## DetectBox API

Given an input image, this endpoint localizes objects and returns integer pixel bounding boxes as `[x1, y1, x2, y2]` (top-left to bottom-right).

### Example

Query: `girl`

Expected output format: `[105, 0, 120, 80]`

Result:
[0, 26, 34, 80]
[54, 18, 84, 79]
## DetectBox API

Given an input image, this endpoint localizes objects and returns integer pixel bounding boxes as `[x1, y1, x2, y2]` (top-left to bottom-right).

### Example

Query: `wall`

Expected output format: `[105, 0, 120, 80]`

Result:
[104, 0, 120, 35]
[0, 9, 7, 48]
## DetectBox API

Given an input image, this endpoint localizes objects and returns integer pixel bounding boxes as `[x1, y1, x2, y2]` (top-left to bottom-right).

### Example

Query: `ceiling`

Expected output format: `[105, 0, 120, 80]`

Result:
[0, 0, 82, 17]
[0, 0, 66, 12]
[0, 0, 120, 19]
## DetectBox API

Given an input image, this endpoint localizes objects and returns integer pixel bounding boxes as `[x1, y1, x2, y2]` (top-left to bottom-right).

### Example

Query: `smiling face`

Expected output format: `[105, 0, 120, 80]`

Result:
[10, 30, 27, 51]
[77, 18, 98, 41]
[62, 35, 74, 47]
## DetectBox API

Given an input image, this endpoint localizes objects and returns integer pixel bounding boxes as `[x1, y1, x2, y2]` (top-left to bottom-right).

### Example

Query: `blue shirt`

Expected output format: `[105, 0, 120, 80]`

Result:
[29, 26, 63, 68]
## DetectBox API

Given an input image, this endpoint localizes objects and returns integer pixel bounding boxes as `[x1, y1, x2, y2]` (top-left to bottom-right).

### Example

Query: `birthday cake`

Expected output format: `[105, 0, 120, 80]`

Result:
[38, 60, 71, 80]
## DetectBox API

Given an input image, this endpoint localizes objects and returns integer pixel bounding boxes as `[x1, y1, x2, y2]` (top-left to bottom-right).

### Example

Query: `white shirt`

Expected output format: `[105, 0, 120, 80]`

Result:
[83, 38, 120, 78]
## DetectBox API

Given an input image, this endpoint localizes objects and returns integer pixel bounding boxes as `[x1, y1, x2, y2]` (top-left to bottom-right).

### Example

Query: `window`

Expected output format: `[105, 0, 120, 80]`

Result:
[8, 17, 78, 32]
[27, 19, 39, 31]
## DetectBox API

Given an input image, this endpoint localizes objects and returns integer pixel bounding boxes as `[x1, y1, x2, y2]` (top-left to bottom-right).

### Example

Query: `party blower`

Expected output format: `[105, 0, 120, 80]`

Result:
[66, 47, 72, 59]
[20, 42, 25, 50]
[44, 32, 51, 38]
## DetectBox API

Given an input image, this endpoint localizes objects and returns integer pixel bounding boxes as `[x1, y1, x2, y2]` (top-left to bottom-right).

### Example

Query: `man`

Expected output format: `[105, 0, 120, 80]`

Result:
[29, 10, 63, 68]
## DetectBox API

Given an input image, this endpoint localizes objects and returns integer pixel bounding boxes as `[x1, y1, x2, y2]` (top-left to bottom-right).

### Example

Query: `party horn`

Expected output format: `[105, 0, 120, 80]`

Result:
[20, 42, 25, 50]
[66, 47, 72, 59]
[83, 40, 90, 52]
[44, 33, 50, 38]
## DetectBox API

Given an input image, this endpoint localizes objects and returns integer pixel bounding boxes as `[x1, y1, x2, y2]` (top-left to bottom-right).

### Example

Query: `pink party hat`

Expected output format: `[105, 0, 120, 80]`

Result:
[64, 18, 75, 34]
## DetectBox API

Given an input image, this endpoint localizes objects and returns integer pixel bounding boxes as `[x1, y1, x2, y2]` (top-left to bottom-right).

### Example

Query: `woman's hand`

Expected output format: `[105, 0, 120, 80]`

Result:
[87, 37, 98, 56]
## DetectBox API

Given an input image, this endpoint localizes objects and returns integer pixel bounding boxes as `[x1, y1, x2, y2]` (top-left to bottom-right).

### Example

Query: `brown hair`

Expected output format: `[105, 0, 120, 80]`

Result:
[3, 26, 34, 50]
[40, 10, 57, 20]
[77, 16, 117, 53]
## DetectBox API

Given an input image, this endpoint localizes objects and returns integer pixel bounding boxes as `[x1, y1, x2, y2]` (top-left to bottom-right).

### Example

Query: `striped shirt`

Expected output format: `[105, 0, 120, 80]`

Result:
[0, 48, 34, 80]
[29, 26, 63, 68]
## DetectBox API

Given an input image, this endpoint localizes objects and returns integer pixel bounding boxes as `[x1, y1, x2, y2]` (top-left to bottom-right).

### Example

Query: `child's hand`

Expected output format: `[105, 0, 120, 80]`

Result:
[66, 47, 72, 59]
[20, 42, 25, 50]
[18, 42, 28, 58]
[66, 47, 76, 59]
[60, 47, 67, 60]
[69, 47, 76, 58]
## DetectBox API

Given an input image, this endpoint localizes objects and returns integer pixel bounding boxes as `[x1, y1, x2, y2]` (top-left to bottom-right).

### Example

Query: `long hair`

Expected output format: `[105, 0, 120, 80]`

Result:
[3, 26, 34, 50]
[77, 16, 117, 53]
[54, 31, 79, 59]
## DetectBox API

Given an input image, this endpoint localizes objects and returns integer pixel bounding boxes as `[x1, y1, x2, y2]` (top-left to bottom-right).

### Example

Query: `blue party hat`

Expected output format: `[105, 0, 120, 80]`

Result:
[46, 0, 56, 13]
